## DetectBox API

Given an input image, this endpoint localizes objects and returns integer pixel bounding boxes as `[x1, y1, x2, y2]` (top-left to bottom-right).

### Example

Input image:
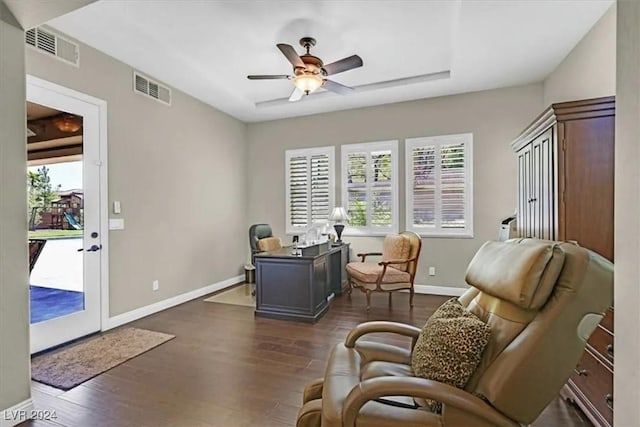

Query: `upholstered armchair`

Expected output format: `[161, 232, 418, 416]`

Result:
[296, 239, 613, 427]
[345, 231, 422, 311]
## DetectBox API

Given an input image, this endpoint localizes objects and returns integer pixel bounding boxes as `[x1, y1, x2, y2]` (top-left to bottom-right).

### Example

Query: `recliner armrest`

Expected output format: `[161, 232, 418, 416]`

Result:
[345, 321, 421, 349]
[343, 377, 519, 427]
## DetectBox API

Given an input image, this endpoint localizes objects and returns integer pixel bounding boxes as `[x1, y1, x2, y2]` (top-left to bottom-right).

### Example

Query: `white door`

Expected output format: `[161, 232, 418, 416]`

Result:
[27, 76, 107, 353]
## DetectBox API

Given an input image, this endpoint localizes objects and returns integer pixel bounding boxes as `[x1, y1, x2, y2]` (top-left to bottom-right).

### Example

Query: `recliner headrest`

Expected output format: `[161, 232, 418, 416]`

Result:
[465, 239, 565, 310]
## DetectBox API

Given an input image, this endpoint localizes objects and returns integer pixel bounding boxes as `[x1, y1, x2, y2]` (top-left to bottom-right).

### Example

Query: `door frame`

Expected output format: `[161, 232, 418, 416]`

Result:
[26, 75, 110, 343]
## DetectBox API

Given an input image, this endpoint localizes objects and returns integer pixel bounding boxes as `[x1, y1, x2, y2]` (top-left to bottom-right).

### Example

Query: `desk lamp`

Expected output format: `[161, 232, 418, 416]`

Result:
[329, 207, 348, 245]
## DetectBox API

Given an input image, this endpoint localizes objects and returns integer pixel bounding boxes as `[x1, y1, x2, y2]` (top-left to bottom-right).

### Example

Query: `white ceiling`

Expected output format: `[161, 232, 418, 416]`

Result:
[47, 0, 613, 123]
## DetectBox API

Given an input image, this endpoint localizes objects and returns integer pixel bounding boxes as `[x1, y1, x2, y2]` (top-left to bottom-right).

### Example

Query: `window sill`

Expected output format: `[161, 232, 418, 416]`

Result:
[411, 231, 474, 239]
[343, 228, 399, 237]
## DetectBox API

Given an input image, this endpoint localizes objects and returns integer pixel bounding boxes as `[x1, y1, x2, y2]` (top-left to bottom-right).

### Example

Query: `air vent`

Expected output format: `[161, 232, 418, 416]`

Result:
[25, 27, 79, 67]
[133, 71, 172, 106]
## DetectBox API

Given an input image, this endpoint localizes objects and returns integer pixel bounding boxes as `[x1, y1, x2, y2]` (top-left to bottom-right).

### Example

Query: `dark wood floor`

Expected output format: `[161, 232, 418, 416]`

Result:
[22, 287, 591, 427]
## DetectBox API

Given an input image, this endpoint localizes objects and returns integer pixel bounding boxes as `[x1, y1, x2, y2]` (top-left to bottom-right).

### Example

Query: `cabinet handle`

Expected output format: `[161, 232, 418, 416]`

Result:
[605, 394, 613, 410]
[573, 368, 588, 377]
[606, 344, 614, 358]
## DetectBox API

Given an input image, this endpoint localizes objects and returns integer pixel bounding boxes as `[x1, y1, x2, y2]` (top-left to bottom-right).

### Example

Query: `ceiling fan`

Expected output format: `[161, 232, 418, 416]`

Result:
[247, 37, 363, 102]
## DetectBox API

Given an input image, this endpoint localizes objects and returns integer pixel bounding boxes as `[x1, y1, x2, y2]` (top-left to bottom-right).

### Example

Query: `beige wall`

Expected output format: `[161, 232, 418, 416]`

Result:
[0, 2, 31, 412]
[543, 4, 616, 106]
[247, 84, 543, 289]
[614, 1, 640, 424]
[26, 33, 248, 316]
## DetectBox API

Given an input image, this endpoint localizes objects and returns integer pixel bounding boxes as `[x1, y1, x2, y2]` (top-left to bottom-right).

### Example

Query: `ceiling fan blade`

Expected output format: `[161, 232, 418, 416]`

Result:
[289, 87, 304, 102]
[323, 79, 354, 95]
[247, 75, 291, 80]
[323, 55, 363, 76]
[277, 43, 305, 68]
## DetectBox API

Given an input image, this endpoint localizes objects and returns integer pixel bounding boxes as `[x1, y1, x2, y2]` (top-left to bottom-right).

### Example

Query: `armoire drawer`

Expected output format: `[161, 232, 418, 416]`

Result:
[587, 325, 613, 365]
[569, 350, 613, 425]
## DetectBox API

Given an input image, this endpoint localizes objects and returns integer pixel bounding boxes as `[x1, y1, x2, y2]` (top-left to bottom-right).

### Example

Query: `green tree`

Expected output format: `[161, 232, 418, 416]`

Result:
[27, 166, 57, 230]
[349, 200, 367, 226]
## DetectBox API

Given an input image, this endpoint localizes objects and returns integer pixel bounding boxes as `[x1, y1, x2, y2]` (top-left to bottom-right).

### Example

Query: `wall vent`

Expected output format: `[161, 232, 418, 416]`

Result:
[25, 27, 79, 67]
[133, 71, 172, 106]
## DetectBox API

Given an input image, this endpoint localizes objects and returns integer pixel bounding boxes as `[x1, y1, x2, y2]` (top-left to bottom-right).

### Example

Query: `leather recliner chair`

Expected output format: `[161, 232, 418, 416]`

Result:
[296, 238, 613, 427]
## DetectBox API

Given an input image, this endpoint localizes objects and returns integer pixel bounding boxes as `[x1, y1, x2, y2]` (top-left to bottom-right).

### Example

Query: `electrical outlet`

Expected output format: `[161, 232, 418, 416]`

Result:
[428, 267, 436, 276]
[152, 280, 159, 291]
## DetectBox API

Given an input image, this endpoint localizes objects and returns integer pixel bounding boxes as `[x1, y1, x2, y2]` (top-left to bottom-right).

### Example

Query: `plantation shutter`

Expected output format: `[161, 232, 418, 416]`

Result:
[286, 147, 335, 233]
[411, 146, 436, 226]
[289, 155, 309, 228]
[310, 154, 331, 222]
[341, 140, 398, 234]
[440, 143, 466, 229]
[406, 134, 473, 237]
[346, 152, 368, 227]
[370, 150, 393, 227]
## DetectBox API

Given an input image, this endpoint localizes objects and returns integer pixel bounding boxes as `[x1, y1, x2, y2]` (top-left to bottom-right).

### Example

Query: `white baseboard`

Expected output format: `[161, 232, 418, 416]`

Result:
[413, 284, 467, 296]
[105, 275, 244, 330]
[1, 399, 34, 427]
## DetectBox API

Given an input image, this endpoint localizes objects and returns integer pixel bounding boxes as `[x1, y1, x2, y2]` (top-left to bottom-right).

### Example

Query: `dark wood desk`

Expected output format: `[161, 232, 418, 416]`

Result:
[254, 242, 349, 323]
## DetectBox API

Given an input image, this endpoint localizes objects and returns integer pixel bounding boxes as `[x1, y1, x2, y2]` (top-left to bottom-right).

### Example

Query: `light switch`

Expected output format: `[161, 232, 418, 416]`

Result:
[109, 218, 125, 230]
[113, 201, 121, 214]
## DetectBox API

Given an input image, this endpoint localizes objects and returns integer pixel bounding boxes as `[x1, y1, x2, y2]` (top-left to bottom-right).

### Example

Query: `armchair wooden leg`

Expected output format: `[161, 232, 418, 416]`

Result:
[409, 287, 415, 309]
[347, 283, 352, 297]
[365, 290, 371, 311]
[388, 292, 392, 307]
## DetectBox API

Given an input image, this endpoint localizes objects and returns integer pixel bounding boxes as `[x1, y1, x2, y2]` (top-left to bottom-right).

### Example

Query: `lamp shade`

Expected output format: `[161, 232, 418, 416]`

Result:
[293, 74, 323, 94]
[329, 207, 348, 223]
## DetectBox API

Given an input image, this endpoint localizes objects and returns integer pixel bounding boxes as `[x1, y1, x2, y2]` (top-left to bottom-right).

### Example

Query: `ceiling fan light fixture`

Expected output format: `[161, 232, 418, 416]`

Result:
[293, 74, 323, 95]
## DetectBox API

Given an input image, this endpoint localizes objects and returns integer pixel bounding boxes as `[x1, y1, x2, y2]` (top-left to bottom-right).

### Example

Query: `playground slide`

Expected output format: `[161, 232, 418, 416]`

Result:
[63, 212, 82, 230]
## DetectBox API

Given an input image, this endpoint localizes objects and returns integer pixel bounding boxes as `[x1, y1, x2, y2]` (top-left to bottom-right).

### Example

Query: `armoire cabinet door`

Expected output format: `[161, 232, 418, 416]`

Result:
[516, 144, 532, 238]
[516, 128, 555, 240]
[533, 128, 555, 240]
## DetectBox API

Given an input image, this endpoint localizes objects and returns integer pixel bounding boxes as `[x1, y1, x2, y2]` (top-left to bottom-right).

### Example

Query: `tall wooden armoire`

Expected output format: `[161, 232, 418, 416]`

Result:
[511, 96, 614, 427]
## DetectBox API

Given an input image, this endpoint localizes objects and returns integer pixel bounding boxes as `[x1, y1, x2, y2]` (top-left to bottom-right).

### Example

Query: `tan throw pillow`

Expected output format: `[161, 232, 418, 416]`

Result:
[382, 234, 411, 271]
[257, 237, 282, 252]
[411, 298, 491, 412]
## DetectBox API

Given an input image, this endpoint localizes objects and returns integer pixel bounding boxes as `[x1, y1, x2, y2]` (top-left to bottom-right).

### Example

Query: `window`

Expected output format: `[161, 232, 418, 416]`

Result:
[342, 140, 399, 235]
[405, 133, 473, 237]
[285, 146, 335, 234]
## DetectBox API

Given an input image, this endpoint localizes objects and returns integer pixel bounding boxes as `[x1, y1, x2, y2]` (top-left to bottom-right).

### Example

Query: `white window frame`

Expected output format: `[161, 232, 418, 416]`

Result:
[341, 140, 399, 236]
[405, 133, 473, 238]
[285, 146, 335, 235]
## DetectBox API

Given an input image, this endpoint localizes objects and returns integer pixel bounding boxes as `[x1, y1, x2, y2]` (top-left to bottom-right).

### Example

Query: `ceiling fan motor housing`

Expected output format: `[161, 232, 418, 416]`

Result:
[295, 54, 324, 76]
